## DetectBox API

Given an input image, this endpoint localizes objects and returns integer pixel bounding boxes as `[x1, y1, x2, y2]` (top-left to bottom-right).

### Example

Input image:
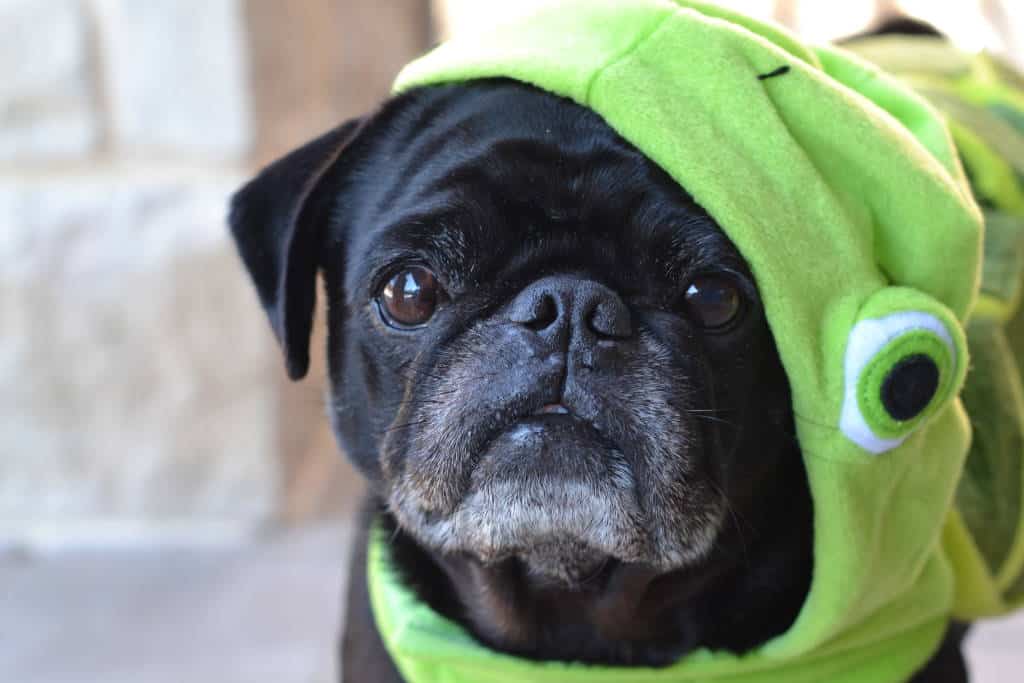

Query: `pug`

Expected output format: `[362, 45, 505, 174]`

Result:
[229, 71, 970, 681]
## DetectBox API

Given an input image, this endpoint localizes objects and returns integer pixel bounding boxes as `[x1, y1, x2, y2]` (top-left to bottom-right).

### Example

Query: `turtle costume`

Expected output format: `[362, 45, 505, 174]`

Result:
[363, 2, 1024, 681]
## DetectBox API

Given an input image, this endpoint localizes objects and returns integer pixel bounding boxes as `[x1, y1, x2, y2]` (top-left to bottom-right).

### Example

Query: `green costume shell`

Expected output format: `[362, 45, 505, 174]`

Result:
[363, 2, 1024, 682]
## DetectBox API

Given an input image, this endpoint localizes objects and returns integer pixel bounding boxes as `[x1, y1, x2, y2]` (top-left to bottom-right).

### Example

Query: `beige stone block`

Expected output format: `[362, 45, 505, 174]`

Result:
[0, 173, 280, 540]
[0, 0, 99, 160]
[93, 0, 252, 160]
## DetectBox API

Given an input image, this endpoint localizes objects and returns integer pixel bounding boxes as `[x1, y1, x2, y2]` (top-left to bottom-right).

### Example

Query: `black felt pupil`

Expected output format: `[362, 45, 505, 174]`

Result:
[684, 275, 743, 330]
[381, 267, 439, 327]
[881, 354, 940, 421]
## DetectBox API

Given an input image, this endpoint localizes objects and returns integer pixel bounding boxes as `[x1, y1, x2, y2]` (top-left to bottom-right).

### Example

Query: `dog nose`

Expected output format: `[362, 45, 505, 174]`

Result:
[508, 275, 632, 341]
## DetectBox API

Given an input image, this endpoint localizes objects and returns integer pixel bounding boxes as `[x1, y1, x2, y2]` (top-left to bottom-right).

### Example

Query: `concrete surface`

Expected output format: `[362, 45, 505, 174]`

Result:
[0, 521, 353, 683]
[2, 520, 1021, 682]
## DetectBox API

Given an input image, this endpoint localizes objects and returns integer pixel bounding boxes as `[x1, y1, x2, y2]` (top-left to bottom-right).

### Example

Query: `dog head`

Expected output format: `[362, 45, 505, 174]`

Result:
[230, 80, 808, 661]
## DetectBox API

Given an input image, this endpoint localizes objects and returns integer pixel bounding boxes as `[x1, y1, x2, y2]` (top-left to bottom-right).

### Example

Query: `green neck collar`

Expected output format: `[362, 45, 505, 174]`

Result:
[366, 524, 946, 683]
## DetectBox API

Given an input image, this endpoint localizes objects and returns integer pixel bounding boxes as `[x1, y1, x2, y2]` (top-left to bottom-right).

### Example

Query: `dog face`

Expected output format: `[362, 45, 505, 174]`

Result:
[231, 80, 809, 663]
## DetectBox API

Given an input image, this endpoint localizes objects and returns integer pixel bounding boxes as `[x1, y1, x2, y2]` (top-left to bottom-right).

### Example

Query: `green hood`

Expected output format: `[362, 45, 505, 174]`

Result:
[845, 32, 1024, 624]
[365, 2, 1001, 682]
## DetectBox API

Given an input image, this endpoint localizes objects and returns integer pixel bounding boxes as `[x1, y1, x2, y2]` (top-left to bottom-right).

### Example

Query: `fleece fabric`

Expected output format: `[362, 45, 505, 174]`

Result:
[361, 2, 1024, 682]
[846, 32, 1024, 620]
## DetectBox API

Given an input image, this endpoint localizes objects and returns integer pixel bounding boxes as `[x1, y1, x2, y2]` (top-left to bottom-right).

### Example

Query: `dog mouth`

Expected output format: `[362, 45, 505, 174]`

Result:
[391, 401, 661, 585]
[507, 401, 619, 450]
[385, 374, 724, 589]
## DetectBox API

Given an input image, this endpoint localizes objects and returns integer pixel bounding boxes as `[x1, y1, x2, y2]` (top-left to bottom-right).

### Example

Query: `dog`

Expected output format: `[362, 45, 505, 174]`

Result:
[227, 13, 996, 683]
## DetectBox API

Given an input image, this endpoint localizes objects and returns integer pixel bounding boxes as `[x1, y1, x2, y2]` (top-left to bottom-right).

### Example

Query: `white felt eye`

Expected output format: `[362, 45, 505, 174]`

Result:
[839, 311, 957, 455]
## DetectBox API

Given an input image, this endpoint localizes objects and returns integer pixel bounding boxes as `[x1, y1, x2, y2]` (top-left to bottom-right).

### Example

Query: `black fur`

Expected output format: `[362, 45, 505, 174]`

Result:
[229, 81, 965, 681]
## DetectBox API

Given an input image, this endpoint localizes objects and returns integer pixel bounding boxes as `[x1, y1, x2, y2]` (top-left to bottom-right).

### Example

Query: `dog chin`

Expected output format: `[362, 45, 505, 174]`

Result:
[388, 416, 724, 588]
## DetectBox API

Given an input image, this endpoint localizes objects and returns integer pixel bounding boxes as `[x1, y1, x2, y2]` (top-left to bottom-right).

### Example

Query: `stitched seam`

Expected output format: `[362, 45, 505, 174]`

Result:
[582, 8, 677, 107]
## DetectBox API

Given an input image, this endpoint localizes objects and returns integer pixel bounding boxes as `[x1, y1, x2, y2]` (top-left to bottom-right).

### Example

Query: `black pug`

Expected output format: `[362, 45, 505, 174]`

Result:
[229, 74, 968, 683]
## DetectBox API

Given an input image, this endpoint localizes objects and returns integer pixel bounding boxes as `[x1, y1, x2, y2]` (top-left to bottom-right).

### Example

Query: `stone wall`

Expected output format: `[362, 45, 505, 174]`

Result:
[1, 0, 431, 546]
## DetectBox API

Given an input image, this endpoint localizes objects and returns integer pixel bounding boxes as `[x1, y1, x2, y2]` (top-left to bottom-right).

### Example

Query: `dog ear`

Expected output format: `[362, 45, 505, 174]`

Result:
[229, 118, 366, 380]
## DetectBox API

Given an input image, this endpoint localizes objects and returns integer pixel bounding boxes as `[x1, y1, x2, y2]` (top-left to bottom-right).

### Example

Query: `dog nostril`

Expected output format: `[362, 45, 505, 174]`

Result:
[587, 300, 632, 339]
[524, 294, 559, 331]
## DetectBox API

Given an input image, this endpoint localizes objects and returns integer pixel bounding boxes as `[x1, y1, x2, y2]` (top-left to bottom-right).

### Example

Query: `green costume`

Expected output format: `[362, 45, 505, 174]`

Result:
[844, 33, 1024, 622]
[364, 2, 1024, 681]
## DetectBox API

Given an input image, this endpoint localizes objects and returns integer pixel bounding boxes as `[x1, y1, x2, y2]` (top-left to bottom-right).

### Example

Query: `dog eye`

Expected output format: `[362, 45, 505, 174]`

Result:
[683, 274, 744, 331]
[378, 266, 443, 328]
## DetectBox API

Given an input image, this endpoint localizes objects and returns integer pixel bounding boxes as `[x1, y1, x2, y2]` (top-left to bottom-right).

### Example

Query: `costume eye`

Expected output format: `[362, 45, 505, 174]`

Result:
[839, 311, 958, 455]
[378, 266, 443, 328]
[683, 274, 744, 331]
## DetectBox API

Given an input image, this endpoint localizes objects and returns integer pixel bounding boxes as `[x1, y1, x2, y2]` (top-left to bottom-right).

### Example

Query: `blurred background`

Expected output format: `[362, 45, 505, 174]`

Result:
[1, 1, 1022, 682]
